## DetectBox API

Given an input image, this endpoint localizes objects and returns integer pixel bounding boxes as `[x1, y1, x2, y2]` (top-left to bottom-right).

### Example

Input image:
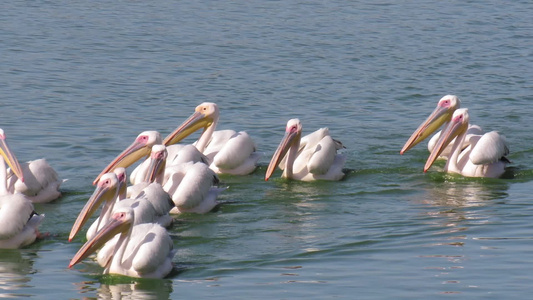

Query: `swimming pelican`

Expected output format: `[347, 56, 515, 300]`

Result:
[0, 129, 44, 249]
[162, 102, 262, 175]
[424, 108, 510, 178]
[71, 167, 173, 242]
[265, 119, 346, 181]
[400, 95, 483, 159]
[6, 159, 62, 203]
[69, 206, 175, 279]
[142, 145, 225, 214]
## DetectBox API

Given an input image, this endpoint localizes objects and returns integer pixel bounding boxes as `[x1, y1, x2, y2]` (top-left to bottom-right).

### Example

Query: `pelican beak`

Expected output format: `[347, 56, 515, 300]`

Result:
[424, 114, 468, 172]
[143, 148, 167, 183]
[265, 129, 300, 181]
[69, 211, 131, 268]
[163, 110, 213, 146]
[400, 104, 454, 155]
[0, 133, 24, 182]
[69, 179, 118, 241]
[93, 140, 152, 185]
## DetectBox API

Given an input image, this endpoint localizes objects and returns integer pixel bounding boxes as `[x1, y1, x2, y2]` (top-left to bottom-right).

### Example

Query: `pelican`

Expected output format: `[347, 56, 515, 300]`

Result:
[69, 206, 175, 279]
[143, 145, 226, 214]
[424, 108, 510, 178]
[6, 158, 62, 203]
[400, 95, 483, 159]
[265, 119, 346, 181]
[0, 129, 44, 249]
[70, 168, 173, 242]
[162, 102, 262, 175]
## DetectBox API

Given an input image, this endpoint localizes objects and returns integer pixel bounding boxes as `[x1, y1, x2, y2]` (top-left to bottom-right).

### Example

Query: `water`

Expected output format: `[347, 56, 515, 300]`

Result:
[1, 0, 532, 298]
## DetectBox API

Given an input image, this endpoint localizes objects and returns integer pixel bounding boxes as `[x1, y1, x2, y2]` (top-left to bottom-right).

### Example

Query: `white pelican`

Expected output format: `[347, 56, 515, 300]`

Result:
[142, 145, 226, 214]
[265, 119, 346, 181]
[164, 161, 226, 214]
[6, 158, 62, 203]
[162, 102, 262, 175]
[424, 108, 510, 178]
[400, 95, 483, 159]
[0, 130, 44, 249]
[69, 206, 175, 279]
[93, 131, 162, 185]
[71, 168, 173, 242]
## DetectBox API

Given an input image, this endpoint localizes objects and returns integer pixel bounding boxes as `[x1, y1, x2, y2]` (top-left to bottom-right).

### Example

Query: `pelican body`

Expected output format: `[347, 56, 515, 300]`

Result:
[163, 102, 262, 175]
[265, 119, 346, 181]
[69, 207, 175, 279]
[0, 129, 44, 249]
[424, 109, 510, 178]
[6, 159, 62, 203]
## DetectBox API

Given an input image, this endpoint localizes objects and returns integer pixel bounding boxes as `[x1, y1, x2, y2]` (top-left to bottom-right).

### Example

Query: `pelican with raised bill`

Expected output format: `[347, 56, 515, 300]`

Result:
[69, 206, 175, 279]
[93, 131, 162, 185]
[424, 108, 510, 178]
[162, 102, 262, 175]
[400, 95, 483, 160]
[265, 119, 346, 181]
[0, 129, 44, 249]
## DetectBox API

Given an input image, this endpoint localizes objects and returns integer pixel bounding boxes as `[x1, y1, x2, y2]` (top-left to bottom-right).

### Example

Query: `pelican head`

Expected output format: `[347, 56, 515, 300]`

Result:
[143, 144, 167, 183]
[163, 102, 219, 146]
[400, 95, 461, 155]
[265, 119, 302, 181]
[424, 108, 469, 172]
[69, 172, 120, 241]
[113, 167, 128, 200]
[69, 207, 134, 269]
[93, 131, 162, 185]
[0, 129, 24, 182]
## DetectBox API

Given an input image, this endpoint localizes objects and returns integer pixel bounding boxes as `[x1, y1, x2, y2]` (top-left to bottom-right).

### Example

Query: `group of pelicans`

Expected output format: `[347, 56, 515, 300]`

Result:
[0, 95, 511, 278]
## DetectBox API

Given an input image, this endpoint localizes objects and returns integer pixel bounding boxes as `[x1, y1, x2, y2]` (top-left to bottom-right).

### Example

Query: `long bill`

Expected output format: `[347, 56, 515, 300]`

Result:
[163, 111, 213, 146]
[69, 178, 118, 241]
[265, 130, 298, 181]
[0, 133, 24, 182]
[400, 105, 454, 155]
[93, 139, 152, 185]
[69, 211, 131, 268]
[423, 117, 467, 172]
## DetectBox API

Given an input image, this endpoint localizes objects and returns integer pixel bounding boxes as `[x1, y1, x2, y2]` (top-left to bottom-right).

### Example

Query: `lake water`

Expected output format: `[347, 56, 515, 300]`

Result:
[1, 0, 532, 299]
